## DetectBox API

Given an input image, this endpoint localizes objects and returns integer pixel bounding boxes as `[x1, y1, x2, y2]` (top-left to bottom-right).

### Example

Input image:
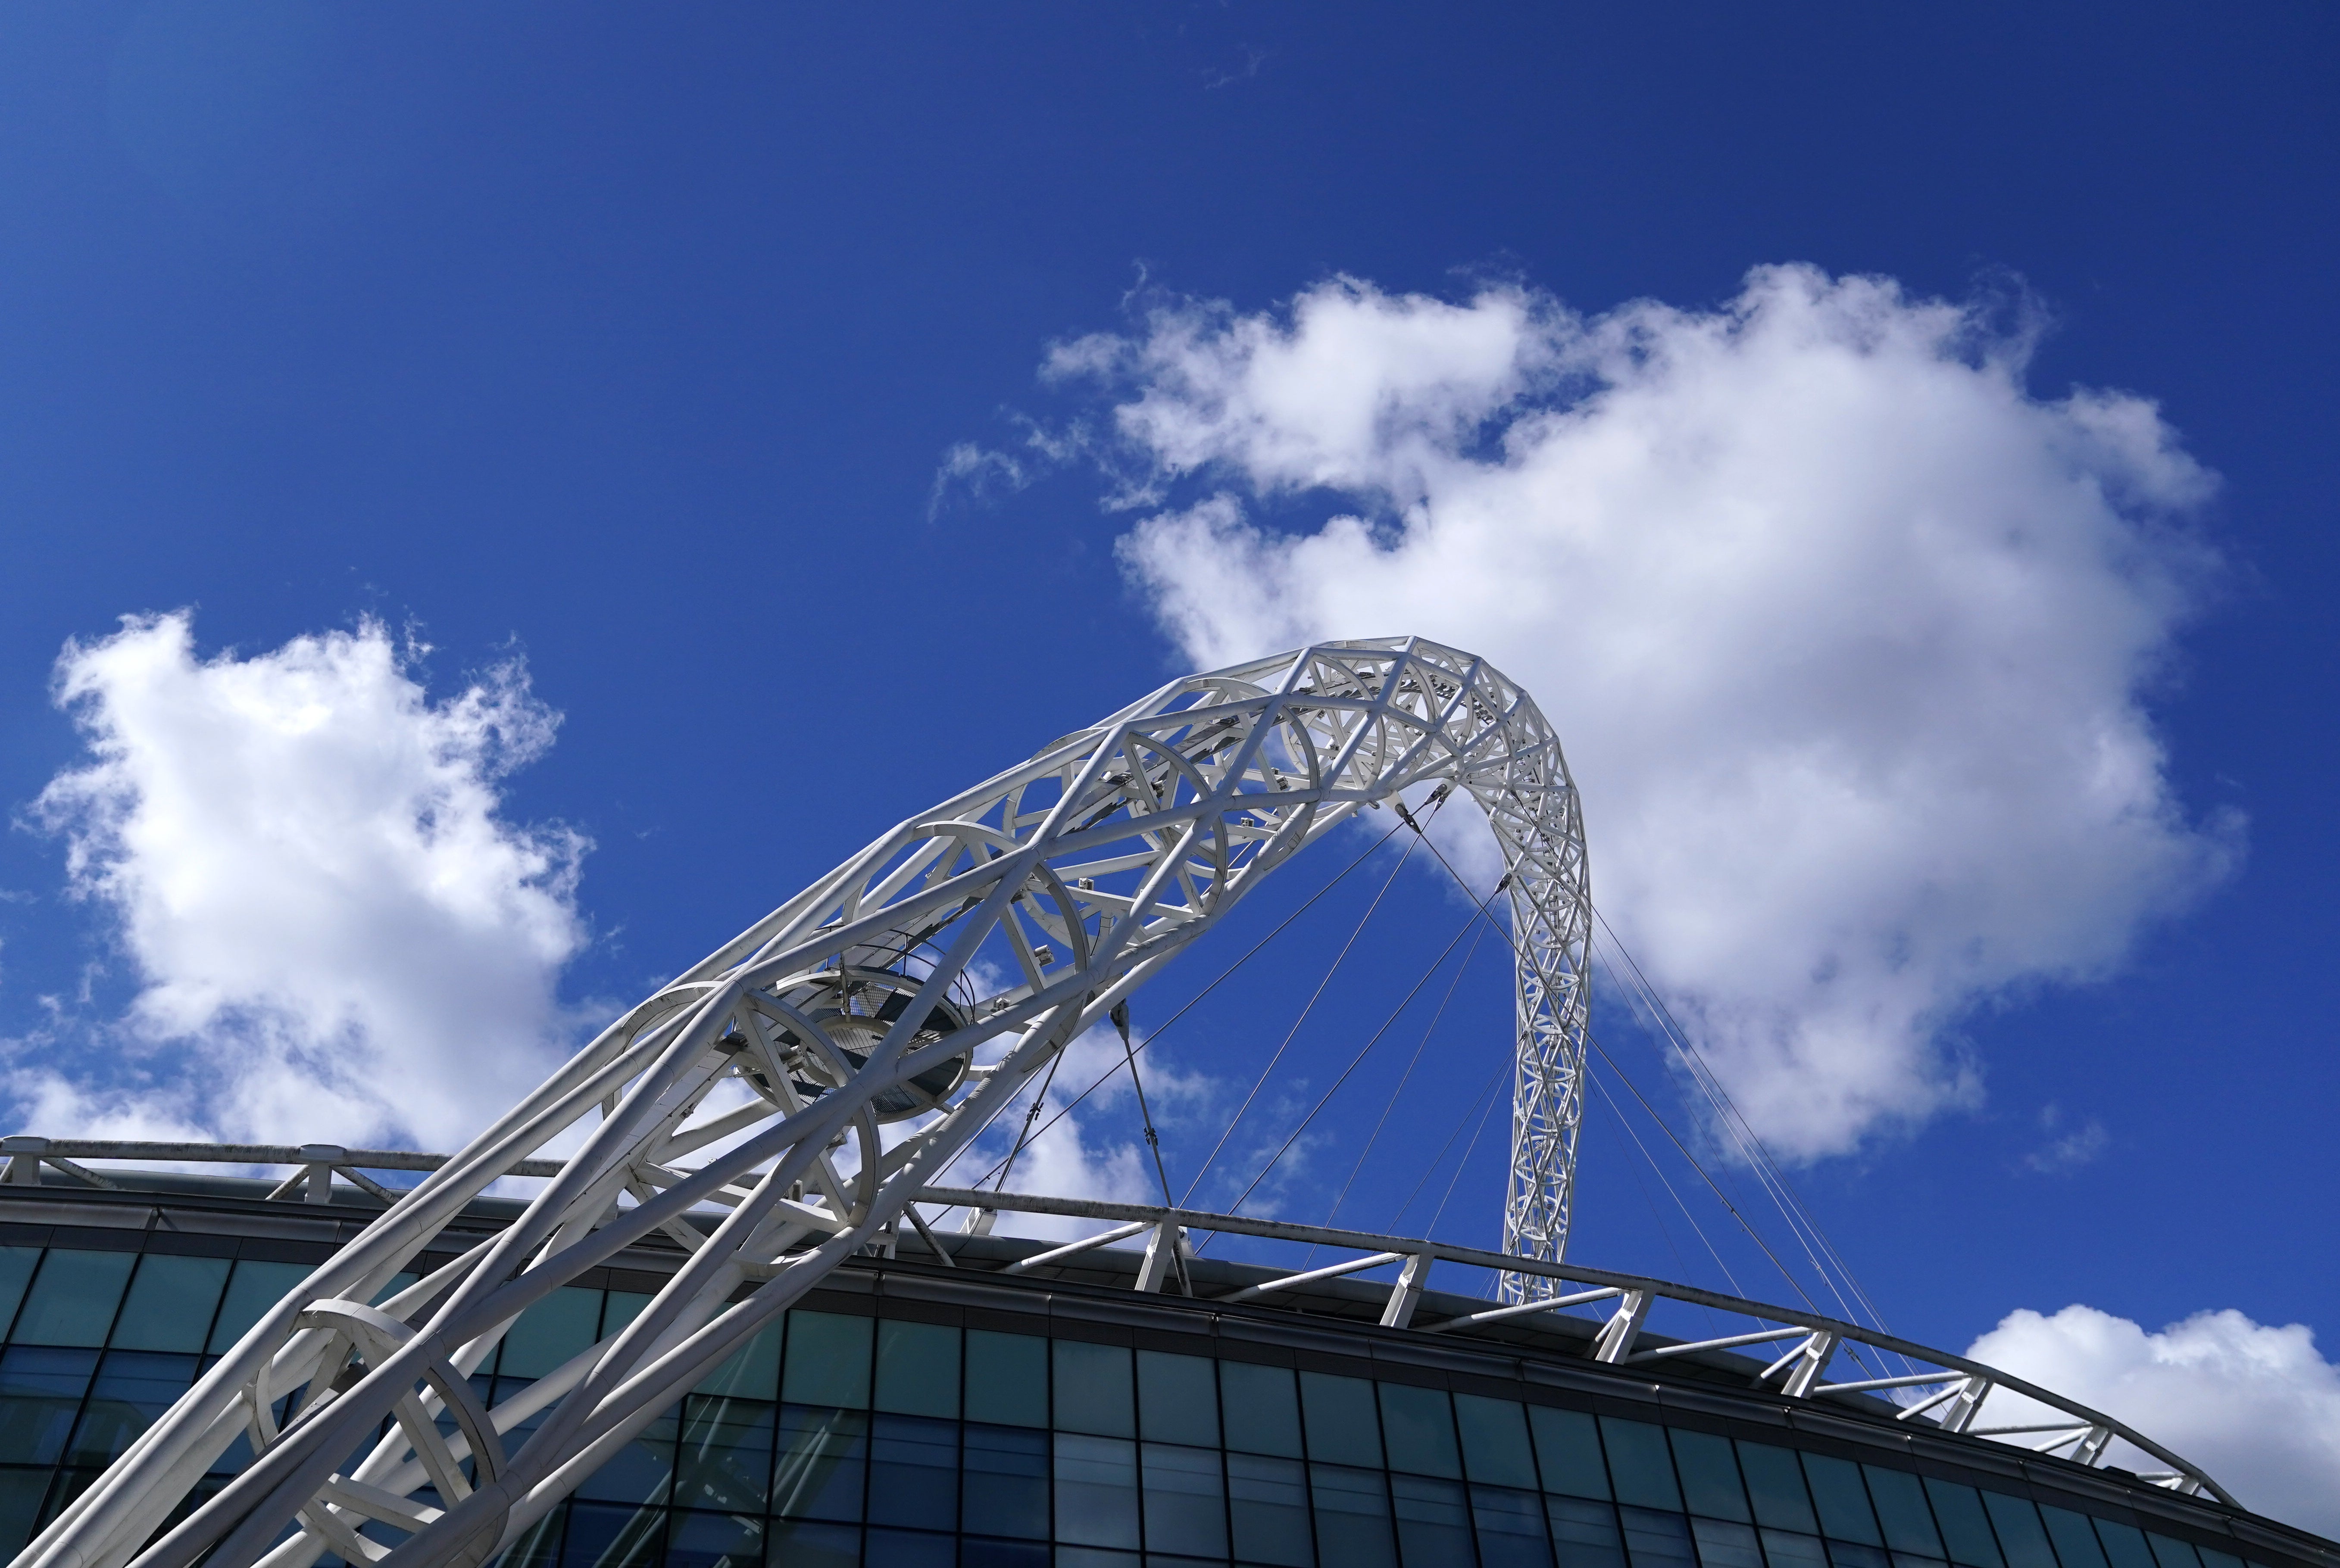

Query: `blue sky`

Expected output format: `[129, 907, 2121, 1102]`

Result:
[1, 2, 2336, 1527]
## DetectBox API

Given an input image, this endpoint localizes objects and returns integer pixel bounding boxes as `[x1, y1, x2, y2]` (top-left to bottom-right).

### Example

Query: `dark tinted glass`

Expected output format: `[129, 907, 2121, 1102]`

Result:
[206, 1261, 308, 1353]
[500, 1288, 603, 1379]
[1219, 1361, 1303, 1458]
[1671, 1431, 1749, 1522]
[875, 1320, 959, 1418]
[1301, 1371, 1383, 1468]
[2147, 1537, 2202, 1568]
[664, 1507, 762, 1568]
[66, 1352, 197, 1467]
[1549, 1496, 1627, 1568]
[2039, 1509, 2109, 1568]
[1980, 1494, 2055, 1568]
[1054, 1433, 1139, 1549]
[1532, 1407, 1610, 1500]
[1600, 1420, 1682, 1512]
[1229, 1451, 1314, 1567]
[2095, 1522, 2158, 1568]
[772, 1404, 866, 1520]
[1921, 1481, 2000, 1568]
[2197, 1550, 2244, 1568]
[1136, 1350, 1217, 1447]
[695, 1321, 781, 1402]
[962, 1423, 1050, 1539]
[1621, 1504, 1698, 1568]
[1378, 1383, 1462, 1478]
[1472, 1484, 1551, 1568]
[865, 1527, 956, 1568]
[0, 1345, 99, 1465]
[0, 1468, 50, 1561]
[1142, 1441, 1227, 1559]
[784, 1312, 872, 1409]
[1053, 1342, 1135, 1438]
[575, 1409, 678, 1506]
[1765, 1531, 1831, 1568]
[1310, 1463, 1397, 1568]
[869, 1412, 958, 1532]
[0, 1248, 39, 1340]
[767, 1518, 859, 1568]
[673, 1394, 773, 1514]
[13, 1252, 134, 1348]
[1801, 1456, 1881, 1547]
[1736, 1444, 1816, 1534]
[109, 1256, 229, 1353]
[1691, 1517, 1764, 1568]
[1457, 1393, 1539, 1489]
[1860, 1469, 1941, 1558]
[559, 1501, 664, 1568]
[965, 1330, 1047, 1428]
[1393, 1473, 1475, 1566]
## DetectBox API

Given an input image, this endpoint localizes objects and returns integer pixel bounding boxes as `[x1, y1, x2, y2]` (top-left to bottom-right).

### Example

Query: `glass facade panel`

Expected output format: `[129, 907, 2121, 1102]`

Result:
[673, 1395, 772, 1514]
[1136, 1350, 1218, 1447]
[13, 1251, 134, 1347]
[1055, 1434, 1140, 1549]
[966, 1331, 1048, 1428]
[2148, 1537, 2203, 1568]
[0, 1470, 50, 1562]
[1531, 1407, 1610, 1501]
[877, 1320, 960, 1418]
[1802, 1457, 1882, 1548]
[2095, 1522, 2159, 1568]
[1981, 1495, 2055, 1568]
[1311, 1463, 1397, 1568]
[1054, 1343, 1136, 1439]
[864, 1527, 956, 1568]
[1219, 1362, 1303, 1459]
[1621, 1505, 1697, 1568]
[1548, 1496, 1627, 1568]
[767, 1518, 860, 1567]
[1690, 1517, 1764, 1568]
[577, 1410, 679, 1507]
[2040, 1508, 2109, 1568]
[2198, 1551, 2245, 1568]
[1829, 1544, 1892, 1568]
[1228, 1451, 1313, 1567]
[206, 1261, 309, 1353]
[0, 1346, 98, 1465]
[1763, 1530, 1830, 1568]
[0, 1248, 41, 1339]
[1601, 1421, 1683, 1513]
[66, 1352, 197, 1468]
[1378, 1384, 1462, 1479]
[1471, 1484, 1549, 1568]
[962, 1424, 1050, 1540]
[110, 1256, 228, 1353]
[562, 1500, 667, 1568]
[501, 1287, 605, 1379]
[1670, 1431, 1748, 1523]
[784, 1312, 872, 1410]
[772, 1406, 865, 1521]
[663, 1507, 762, 1568]
[1392, 1473, 1475, 1566]
[1455, 1394, 1537, 1489]
[961, 1538, 1048, 1568]
[869, 1413, 959, 1534]
[1301, 1372, 1384, 1469]
[1736, 1445, 1815, 1535]
[1861, 1470, 1941, 1559]
[1922, 1481, 2001, 1568]
[1141, 1442, 1227, 1559]
[695, 1321, 781, 1403]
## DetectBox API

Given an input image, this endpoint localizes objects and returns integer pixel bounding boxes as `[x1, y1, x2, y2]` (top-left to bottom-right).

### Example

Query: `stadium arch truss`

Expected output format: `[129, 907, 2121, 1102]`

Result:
[19, 637, 1599, 1568]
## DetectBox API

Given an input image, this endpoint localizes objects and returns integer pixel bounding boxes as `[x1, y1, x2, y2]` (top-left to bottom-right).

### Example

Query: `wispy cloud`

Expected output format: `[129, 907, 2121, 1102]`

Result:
[2024, 1103, 2109, 1172]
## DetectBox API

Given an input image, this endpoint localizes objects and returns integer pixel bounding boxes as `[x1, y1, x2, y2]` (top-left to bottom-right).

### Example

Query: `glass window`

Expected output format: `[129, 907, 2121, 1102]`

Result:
[1621, 1505, 1698, 1568]
[2039, 1509, 2108, 1568]
[1302, 1372, 1384, 1468]
[1980, 1495, 2055, 1568]
[1671, 1431, 1749, 1523]
[574, 1408, 677, 1507]
[0, 1247, 40, 1340]
[0, 1345, 100, 1465]
[1394, 1473, 1476, 1567]
[2146, 1537, 2202, 1568]
[1859, 1469, 1941, 1559]
[965, 1329, 1048, 1428]
[1456, 1393, 1539, 1490]
[206, 1261, 308, 1353]
[962, 1422, 1050, 1540]
[2094, 1522, 2158, 1568]
[1312, 1463, 1398, 1568]
[109, 1256, 229, 1353]
[1471, 1484, 1549, 1568]
[696, 1320, 782, 1402]
[665, 1507, 764, 1568]
[1736, 1444, 1815, 1534]
[773, 1404, 867, 1520]
[1829, 1546, 1890, 1568]
[864, 1527, 956, 1568]
[875, 1320, 959, 1418]
[1137, 1350, 1218, 1447]
[1, 1468, 51, 1562]
[499, 1287, 604, 1379]
[1531, 1407, 1610, 1501]
[1549, 1496, 1627, 1568]
[1379, 1383, 1462, 1479]
[559, 1500, 665, 1568]
[66, 1351, 198, 1468]
[784, 1311, 872, 1409]
[672, 1394, 774, 1514]
[1922, 1481, 2001, 1568]
[868, 1412, 958, 1533]
[1143, 1441, 1228, 1559]
[766, 1519, 860, 1568]
[1600, 1420, 1682, 1513]
[1230, 1451, 1315, 1568]
[1765, 1531, 1831, 1568]
[1692, 1518, 1765, 1568]
[1055, 1433, 1140, 1549]
[1054, 1342, 1135, 1438]
[1221, 1361, 1304, 1459]
[1800, 1456, 1881, 1547]
[2197, 1550, 2244, 1568]
[601, 1291, 652, 1338]
[12, 1251, 134, 1348]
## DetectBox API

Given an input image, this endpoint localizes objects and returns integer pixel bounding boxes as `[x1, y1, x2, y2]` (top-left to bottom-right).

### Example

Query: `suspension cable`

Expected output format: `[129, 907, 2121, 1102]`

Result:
[1387, 1054, 1509, 1234]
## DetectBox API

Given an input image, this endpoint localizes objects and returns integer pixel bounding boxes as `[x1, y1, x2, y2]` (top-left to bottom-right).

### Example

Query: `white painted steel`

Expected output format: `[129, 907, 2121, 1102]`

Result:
[14, 637, 1592, 1568]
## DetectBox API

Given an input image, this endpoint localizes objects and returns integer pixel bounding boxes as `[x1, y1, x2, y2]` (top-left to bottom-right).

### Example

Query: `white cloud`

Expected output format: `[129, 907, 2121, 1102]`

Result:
[1969, 1304, 2340, 1537]
[12, 611, 587, 1151]
[1057, 265, 2237, 1159]
[2024, 1104, 2110, 1173]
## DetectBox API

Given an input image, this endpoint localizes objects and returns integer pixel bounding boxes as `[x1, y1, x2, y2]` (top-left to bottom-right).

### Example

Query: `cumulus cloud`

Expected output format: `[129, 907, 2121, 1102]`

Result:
[1969, 1305, 2340, 1537]
[12, 611, 587, 1150]
[1050, 265, 2237, 1159]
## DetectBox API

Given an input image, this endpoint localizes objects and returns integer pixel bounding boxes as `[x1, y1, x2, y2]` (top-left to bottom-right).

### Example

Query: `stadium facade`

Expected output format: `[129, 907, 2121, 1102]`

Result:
[4, 1159, 2333, 1568]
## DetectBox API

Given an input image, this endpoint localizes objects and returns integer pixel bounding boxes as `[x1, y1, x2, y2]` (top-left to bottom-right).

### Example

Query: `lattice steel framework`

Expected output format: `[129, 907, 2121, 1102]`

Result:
[19, 636, 1591, 1568]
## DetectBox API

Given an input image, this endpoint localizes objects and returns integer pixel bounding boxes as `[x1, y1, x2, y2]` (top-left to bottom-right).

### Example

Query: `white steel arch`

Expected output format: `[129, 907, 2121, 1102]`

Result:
[21, 636, 1591, 1568]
